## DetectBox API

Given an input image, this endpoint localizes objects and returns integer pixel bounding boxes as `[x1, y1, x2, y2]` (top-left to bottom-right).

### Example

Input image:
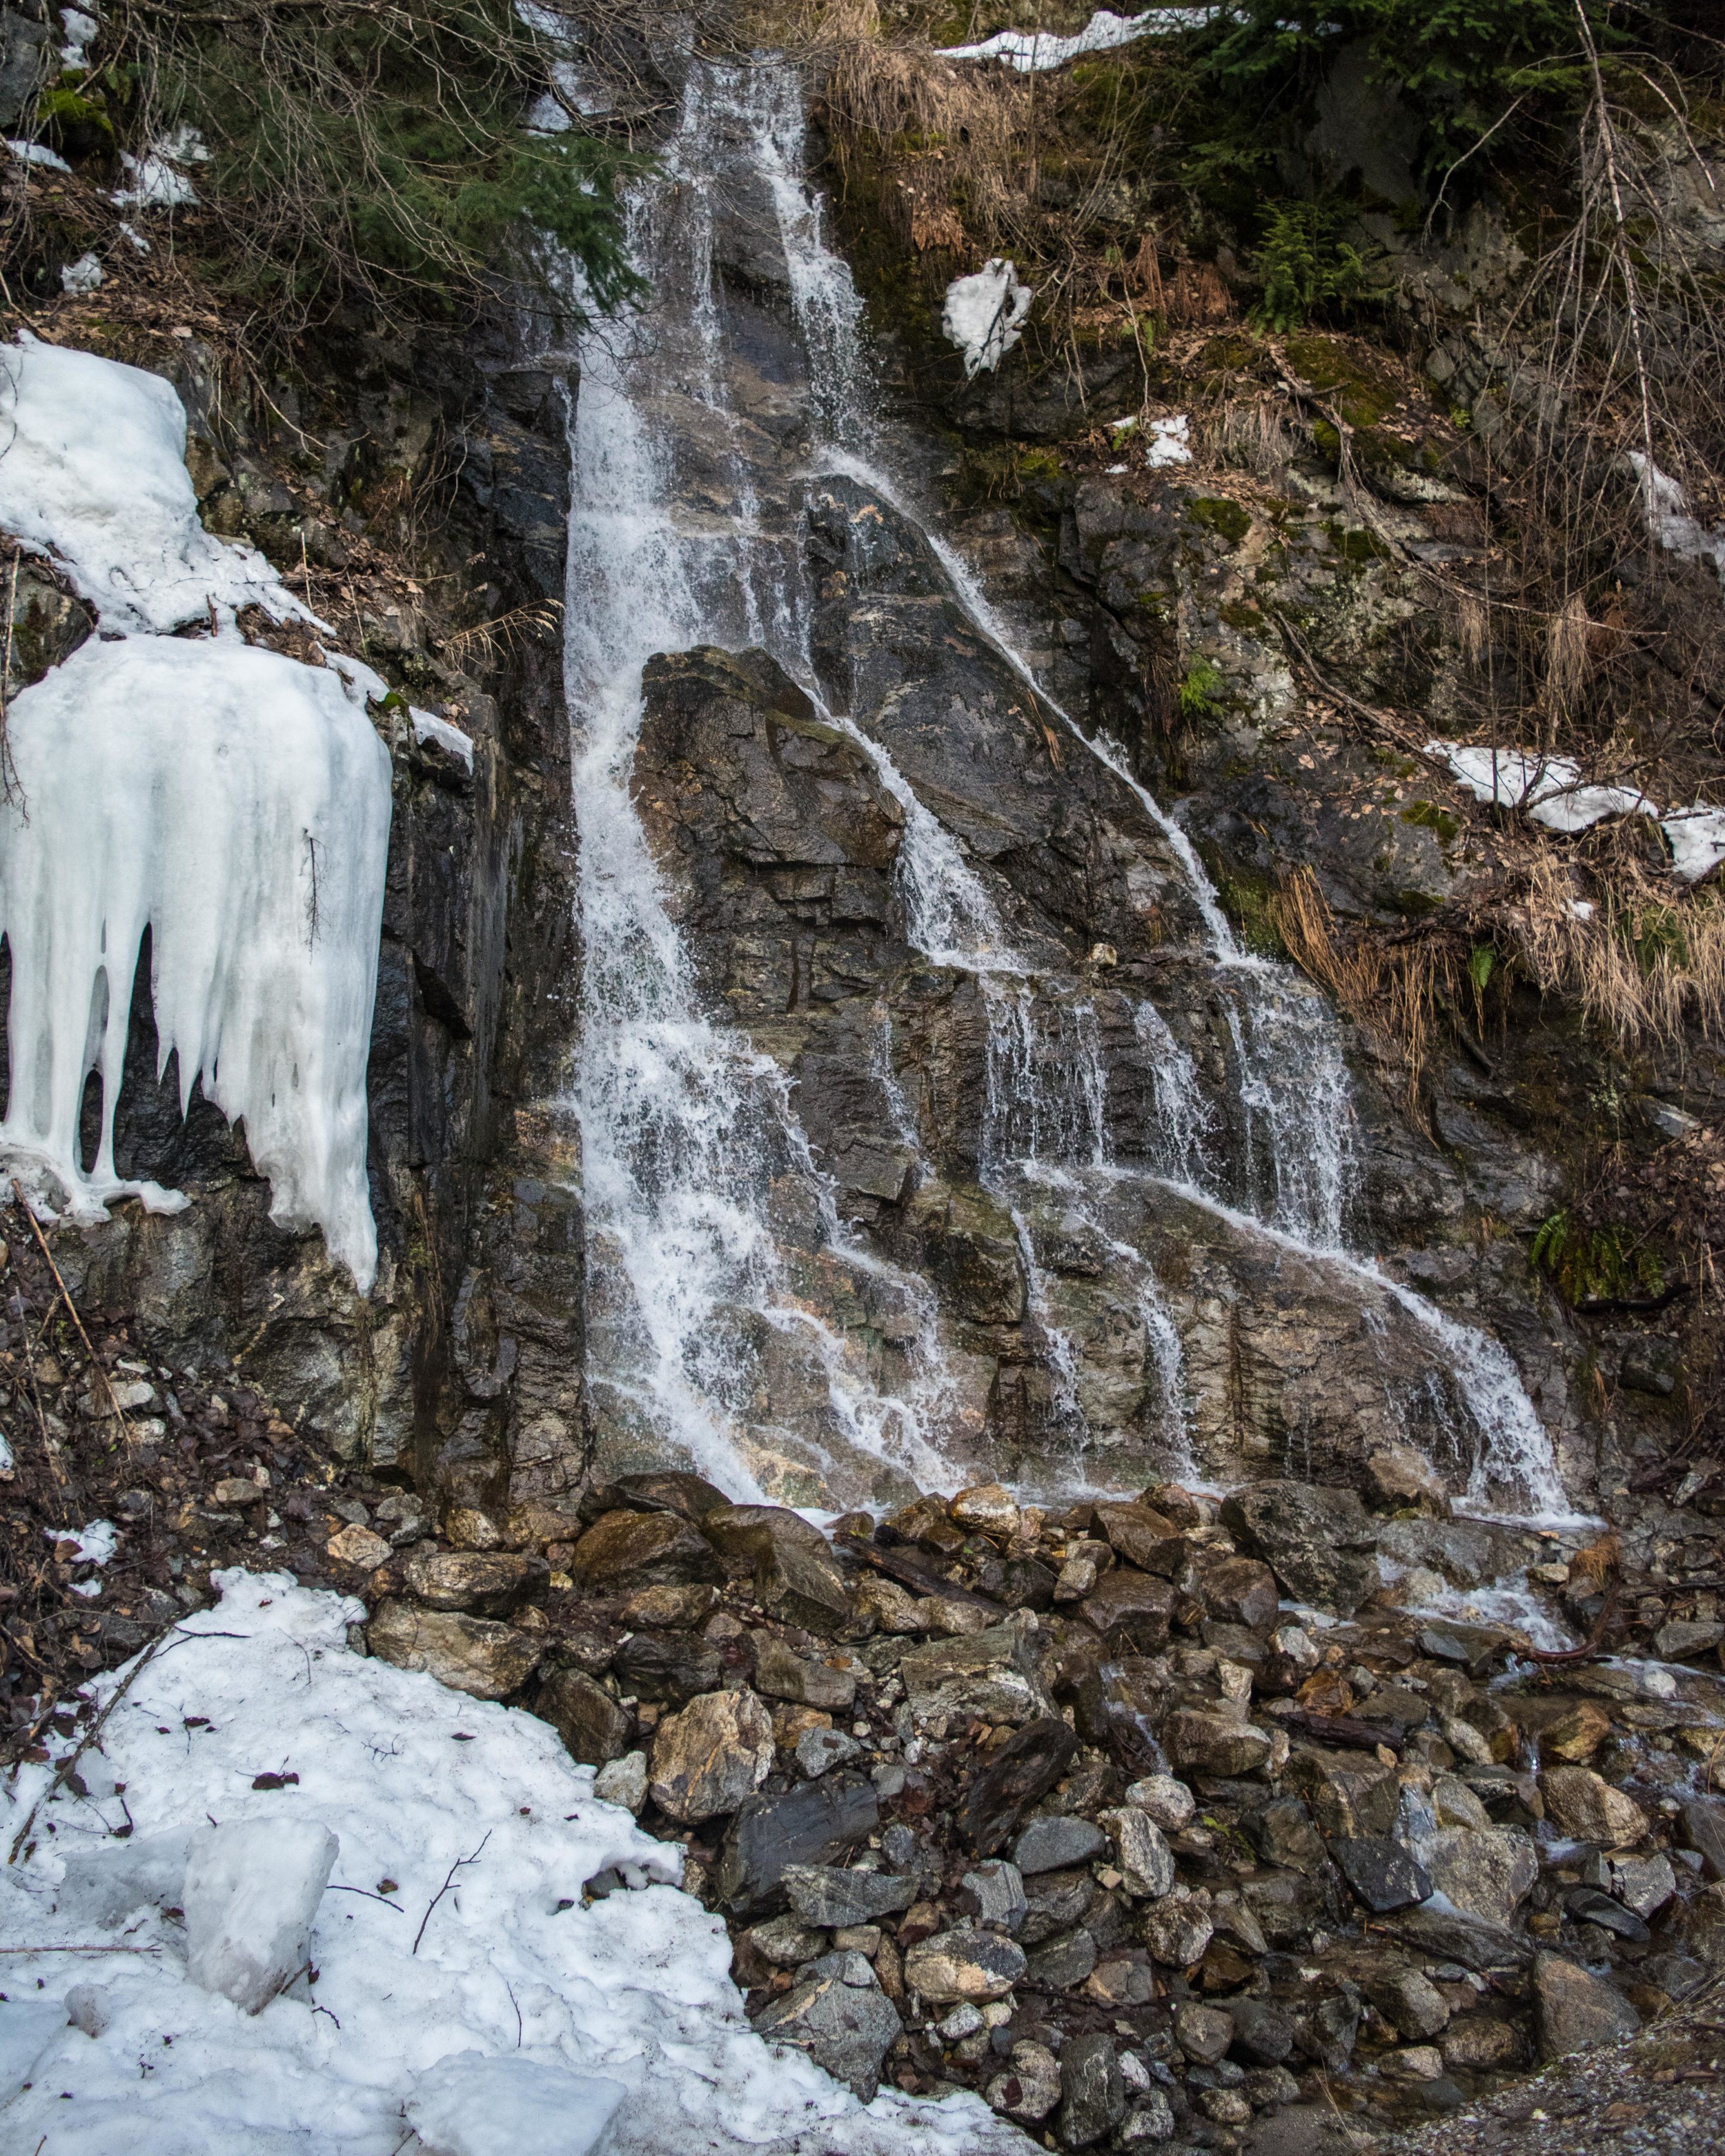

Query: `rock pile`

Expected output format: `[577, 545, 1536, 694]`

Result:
[349, 1467, 1725, 2151]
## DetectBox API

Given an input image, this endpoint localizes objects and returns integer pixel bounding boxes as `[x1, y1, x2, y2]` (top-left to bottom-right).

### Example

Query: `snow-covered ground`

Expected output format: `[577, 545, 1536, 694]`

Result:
[940, 7, 1217, 73]
[1426, 740, 1725, 882]
[0, 1571, 1026, 2155]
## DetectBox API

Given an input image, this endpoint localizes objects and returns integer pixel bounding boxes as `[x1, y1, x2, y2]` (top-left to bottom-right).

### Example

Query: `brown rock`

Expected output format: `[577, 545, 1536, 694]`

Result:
[594, 1470, 731, 1521]
[1174, 2000, 1233, 2064]
[886, 1494, 966, 1555]
[755, 1538, 853, 1635]
[443, 1507, 502, 1551]
[326, 1523, 393, 1570]
[949, 1483, 1020, 1539]
[902, 1925, 1025, 2003]
[753, 1634, 858, 1711]
[1090, 1501, 1179, 1571]
[650, 1688, 774, 1822]
[571, 1510, 720, 1593]
[1440, 2014, 1524, 2069]
[1162, 1710, 1273, 1779]
[1541, 1699, 1613, 1763]
[401, 1549, 546, 1616]
[505, 1501, 588, 1549]
[368, 1601, 543, 1700]
[1362, 1444, 1450, 1516]
[1539, 1765, 1648, 1847]
[538, 1666, 633, 1764]
[1196, 1555, 1279, 1631]
[701, 1502, 834, 1566]
[1081, 1567, 1174, 1648]
[619, 1583, 719, 1630]
[1532, 1949, 1639, 2059]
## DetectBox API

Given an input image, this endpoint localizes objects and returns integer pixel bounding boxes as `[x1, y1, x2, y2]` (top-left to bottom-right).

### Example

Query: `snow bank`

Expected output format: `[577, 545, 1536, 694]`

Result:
[942, 260, 1033, 378]
[0, 635, 391, 1289]
[0, 335, 310, 634]
[1426, 740, 1723, 882]
[413, 709, 477, 770]
[0, 1570, 1025, 2156]
[940, 6, 1217, 72]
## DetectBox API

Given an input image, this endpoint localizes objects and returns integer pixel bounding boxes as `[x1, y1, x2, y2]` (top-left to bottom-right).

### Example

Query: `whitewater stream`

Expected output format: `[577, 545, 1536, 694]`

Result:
[561, 57, 1573, 1525]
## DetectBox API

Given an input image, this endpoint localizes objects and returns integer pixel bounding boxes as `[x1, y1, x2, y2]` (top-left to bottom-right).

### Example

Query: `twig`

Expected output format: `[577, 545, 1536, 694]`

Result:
[10, 1184, 132, 1442]
[327, 1882, 404, 1910]
[412, 1830, 491, 1955]
[1524, 1583, 1622, 1665]
[0, 1943, 163, 1955]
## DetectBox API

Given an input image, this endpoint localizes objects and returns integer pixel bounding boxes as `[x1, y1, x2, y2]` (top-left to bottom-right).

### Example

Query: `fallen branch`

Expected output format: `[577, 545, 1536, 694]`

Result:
[10, 1183, 134, 1442]
[8, 1626, 186, 1863]
[412, 1830, 491, 1955]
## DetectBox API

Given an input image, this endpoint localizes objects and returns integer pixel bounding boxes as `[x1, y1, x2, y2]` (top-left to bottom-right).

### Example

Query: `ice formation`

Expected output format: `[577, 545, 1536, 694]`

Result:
[0, 634, 391, 1288]
[413, 707, 477, 769]
[0, 1568, 1023, 2156]
[184, 1816, 340, 2015]
[941, 260, 1033, 377]
[1629, 450, 1725, 577]
[940, 6, 1218, 72]
[0, 335, 310, 633]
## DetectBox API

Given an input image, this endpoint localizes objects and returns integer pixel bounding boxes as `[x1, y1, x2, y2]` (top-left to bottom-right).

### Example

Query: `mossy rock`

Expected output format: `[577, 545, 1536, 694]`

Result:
[1399, 799, 1459, 847]
[1283, 335, 1399, 428]
[1188, 496, 1253, 547]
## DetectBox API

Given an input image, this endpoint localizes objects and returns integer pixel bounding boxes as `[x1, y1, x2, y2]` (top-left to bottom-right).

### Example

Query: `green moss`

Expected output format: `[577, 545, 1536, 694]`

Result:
[1530, 1211, 1664, 1305]
[1321, 520, 1391, 564]
[1400, 799, 1460, 846]
[1188, 496, 1252, 546]
[1218, 600, 1267, 633]
[1214, 871, 1287, 961]
[1283, 336, 1398, 428]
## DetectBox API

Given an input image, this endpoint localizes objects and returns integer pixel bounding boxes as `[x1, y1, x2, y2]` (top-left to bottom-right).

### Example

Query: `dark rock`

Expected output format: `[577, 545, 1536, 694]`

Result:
[571, 1510, 720, 1592]
[1293, 1992, 1360, 2073]
[586, 1471, 731, 1522]
[1081, 1567, 1176, 1648]
[1020, 1866, 1096, 1946]
[1025, 1926, 1100, 1990]
[1162, 1710, 1273, 1779]
[1058, 2030, 1127, 2149]
[1197, 1556, 1280, 1631]
[898, 1619, 1050, 1727]
[752, 1950, 901, 2101]
[1014, 1813, 1107, 1875]
[1417, 1620, 1509, 1674]
[1230, 1997, 1297, 2066]
[1246, 1797, 1328, 1875]
[1386, 1907, 1533, 1973]
[1090, 1501, 1181, 1570]
[958, 1715, 1078, 1855]
[537, 1666, 633, 1765]
[1562, 1887, 1649, 1943]
[1332, 1836, 1432, 1913]
[958, 1858, 1028, 1932]
[610, 1628, 723, 1705]
[1220, 1484, 1377, 1616]
[698, 1501, 834, 1567]
[1175, 2001, 1235, 2064]
[1680, 1797, 1725, 1881]
[1532, 1950, 1639, 2059]
[717, 1773, 880, 1914]
[782, 1865, 918, 1928]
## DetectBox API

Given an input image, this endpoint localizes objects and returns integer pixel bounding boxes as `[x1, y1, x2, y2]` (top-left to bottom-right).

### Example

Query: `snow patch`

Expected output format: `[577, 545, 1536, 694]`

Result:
[6, 138, 71, 172]
[0, 335, 313, 634]
[48, 1519, 119, 1565]
[412, 709, 476, 769]
[112, 144, 201, 209]
[59, 6, 99, 67]
[941, 259, 1032, 377]
[940, 6, 1217, 72]
[0, 1568, 1024, 2155]
[1629, 451, 1725, 577]
[1660, 805, 1725, 884]
[61, 250, 104, 293]
[1427, 740, 1723, 882]
[0, 635, 392, 1289]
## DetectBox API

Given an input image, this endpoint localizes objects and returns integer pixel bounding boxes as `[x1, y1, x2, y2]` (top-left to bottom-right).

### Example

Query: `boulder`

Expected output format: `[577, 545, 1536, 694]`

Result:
[1362, 1443, 1450, 1515]
[755, 1538, 854, 1635]
[1196, 1556, 1280, 1631]
[950, 1483, 1021, 1539]
[399, 1550, 547, 1615]
[753, 1951, 901, 2101]
[1162, 1709, 1273, 1779]
[593, 1752, 648, 1815]
[368, 1603, 543, 1701]
[782, 1865, 918, 1928]
[1539, 1699, 1613, 1761]
[1081, 1567, 1175, 1648]
[1361, 1968, 1450, 2039]
[1123, 1774, 1194, 1832]
[1655, 1618, 1724, 1661]
[538, 1667, 633, 1765]
[1219, 1483, 1378, 1615]
[898, 1617, 1050, 1728]
[649, 1688, 773, 1823]
[1440, 2014, 1524, 2070]
[1174, 2000, 1234, 2064]
[958, 1715, 1078, 1855]
[699, 1502, 831, 1566]
[571, 1510, 719, 1592]
[903, 1924, 1026, 2003]
[611, 1629, 723, 1705]
[1140, 1895, 1213, 1967]
[1027, 1927, 1100, 1989]
[1058, 2031, 1127, 2149]
[1228, 1996, 1297, 2066]
[1246, 1796, 1327, 1875]
[590, 1471, 731, 1521]
[1532, 1950, 1639, 2060]
[959, 1859, 1028, 1933]
[1539, 1766, 1648, 1848]
[717, 1773, 880, 1913]
[618, 1583, 718, 1630]
[752, 1635, 857, 1711]
[1421, 1826, 1539, 1927]
[1090, 1501, 1180, 1571]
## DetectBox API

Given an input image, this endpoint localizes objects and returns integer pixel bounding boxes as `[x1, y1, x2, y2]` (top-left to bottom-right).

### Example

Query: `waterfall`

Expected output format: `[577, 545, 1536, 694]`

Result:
[561, 53, 1571, 1521]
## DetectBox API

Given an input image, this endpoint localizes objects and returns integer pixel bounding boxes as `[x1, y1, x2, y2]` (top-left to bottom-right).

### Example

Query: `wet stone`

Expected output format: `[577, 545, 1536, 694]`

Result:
[1421, 1825, 1539, 1927]
[1539, 1765, 1648, 1847]
[368, 1602, 543, 1701]
[958, 1714, 1077, 1855]
[1247, 1796, 1327, 1875]
[752, 1634, 857, 1712]
[755, 1538, 853, 1636]
[571, 1510, 720, 1592]
[611, 1628, 722, 1705]
[618, 1582, 718, 1630]
[1333, 1834, 1432, 1913]
[717, 1773, 880, 1913]
[400, 1549, 546, 1616]
[1058, 2030, 1127, 2150]
[538, 1665, 633, 1765]
[1163, 1709, 1273, 1779]
[1532, 1948, 1639, 2059]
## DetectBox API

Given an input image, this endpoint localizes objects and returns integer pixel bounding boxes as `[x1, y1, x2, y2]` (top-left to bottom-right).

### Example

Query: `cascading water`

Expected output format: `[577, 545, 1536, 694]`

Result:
[563, 52, 1572, 1521]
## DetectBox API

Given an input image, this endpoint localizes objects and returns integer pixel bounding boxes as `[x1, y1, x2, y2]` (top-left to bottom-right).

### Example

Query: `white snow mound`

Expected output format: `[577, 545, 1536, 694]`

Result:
[0, 1569, 1027, 2156]
[941, 7, 1217, 72]
[0, 635, 391, 1289]
[0, 335, 313, 634]
[1426, 740, 1723, 882]
[942, 260, 1033, 378]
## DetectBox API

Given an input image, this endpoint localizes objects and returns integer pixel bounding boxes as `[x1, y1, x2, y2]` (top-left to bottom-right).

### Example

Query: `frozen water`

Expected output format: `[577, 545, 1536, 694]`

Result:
[0, 634, 392, 1289]
[184, 1815, 339, 2015]
[412, 709, 476, 769]
[942, 260, 1033, 377]
[0, 335, 311, 634]
[406, 2052, 629, 2156]
[0, 1569, 1023, 2155]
